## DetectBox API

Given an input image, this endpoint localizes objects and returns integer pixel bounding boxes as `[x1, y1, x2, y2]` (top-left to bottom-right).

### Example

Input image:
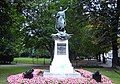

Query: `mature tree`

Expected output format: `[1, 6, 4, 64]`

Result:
[0, 0, 26, 60]
[83, 0, 120, 67]
[111, 0, 120, 67]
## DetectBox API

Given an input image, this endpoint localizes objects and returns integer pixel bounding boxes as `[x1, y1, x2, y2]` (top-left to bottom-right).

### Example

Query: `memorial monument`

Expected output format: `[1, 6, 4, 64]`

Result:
[50, 7, 73, 74]
[44, 7, 81, 78]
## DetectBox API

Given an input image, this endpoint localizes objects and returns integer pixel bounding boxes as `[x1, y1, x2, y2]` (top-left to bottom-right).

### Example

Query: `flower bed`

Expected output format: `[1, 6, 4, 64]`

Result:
[7, 69, 112, 84]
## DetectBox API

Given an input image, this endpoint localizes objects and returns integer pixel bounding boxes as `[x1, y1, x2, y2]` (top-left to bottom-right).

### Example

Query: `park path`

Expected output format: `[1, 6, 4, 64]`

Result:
[0, 59, 112, 68]
[99, 59, 112, 67]
[0, 63, 49, 67]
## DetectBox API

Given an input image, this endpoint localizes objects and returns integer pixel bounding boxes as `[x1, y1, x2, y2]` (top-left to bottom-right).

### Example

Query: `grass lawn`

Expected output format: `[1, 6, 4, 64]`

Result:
[1, 58, 120, 84]
[83, 68, 120, 84]
[0, 66, 34, 84]
[0, 66, 120, 84]
[14, 57, 51, 64]
[0, 66, 48, 84]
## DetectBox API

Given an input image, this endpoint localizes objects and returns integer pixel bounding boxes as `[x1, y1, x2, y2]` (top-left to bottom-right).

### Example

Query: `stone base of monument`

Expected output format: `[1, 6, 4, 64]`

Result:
[44, 33, 82, 78]
[43, 70, 83, 78]
[50, 34, 74, 74]
[50, 65, 74, 74]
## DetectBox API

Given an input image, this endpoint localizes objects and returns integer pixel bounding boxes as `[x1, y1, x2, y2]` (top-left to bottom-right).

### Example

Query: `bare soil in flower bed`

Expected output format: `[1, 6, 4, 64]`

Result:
[7, 69, 112, 84]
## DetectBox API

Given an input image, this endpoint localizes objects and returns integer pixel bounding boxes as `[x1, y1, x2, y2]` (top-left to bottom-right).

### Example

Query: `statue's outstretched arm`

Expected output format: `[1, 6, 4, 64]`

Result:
[64, 7, 69, 12]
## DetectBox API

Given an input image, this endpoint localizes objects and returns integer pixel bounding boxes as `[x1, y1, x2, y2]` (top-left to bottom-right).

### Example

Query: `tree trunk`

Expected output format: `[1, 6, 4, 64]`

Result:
[98, 54, 101, 62]
[102, 53, 106, 64]
[50, 42, 54, 65]
[96, 53, 101, 62]
[112, 38, 118, 67]
[96, 54, 98, 61]
[112, 0, 120, 67]
[50, 50, 54, 65]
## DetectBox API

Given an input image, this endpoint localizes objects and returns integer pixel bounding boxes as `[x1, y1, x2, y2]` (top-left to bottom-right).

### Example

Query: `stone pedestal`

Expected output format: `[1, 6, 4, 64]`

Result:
[50, 33, 74, 74]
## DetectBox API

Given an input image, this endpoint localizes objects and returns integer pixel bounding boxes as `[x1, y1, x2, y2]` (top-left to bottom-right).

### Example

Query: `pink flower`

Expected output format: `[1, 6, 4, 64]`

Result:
[7, 69, 113, 84]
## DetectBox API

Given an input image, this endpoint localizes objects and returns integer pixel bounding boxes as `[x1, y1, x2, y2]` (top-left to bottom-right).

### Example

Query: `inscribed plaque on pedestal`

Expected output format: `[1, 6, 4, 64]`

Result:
[57, 43, 66, 55]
